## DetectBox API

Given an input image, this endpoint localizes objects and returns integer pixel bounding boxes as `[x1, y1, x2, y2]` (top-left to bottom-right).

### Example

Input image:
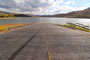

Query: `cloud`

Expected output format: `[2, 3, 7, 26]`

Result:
[0, 0, 89, 15]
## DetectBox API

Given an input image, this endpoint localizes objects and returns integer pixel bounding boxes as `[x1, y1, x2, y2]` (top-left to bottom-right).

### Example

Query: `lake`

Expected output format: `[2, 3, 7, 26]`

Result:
[0, 17, 90, 27]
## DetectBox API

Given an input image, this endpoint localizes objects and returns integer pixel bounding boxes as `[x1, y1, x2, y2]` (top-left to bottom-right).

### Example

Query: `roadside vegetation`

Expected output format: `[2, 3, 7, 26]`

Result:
[0, 24, 28, 32]
[64, 24, 90, 32]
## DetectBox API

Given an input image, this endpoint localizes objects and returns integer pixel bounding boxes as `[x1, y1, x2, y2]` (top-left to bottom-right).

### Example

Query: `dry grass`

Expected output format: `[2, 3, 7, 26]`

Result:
[0, 24, 28, 32]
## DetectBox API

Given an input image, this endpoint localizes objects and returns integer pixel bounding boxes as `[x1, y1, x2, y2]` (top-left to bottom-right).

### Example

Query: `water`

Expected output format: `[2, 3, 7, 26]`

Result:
[0, 17, 90, 27]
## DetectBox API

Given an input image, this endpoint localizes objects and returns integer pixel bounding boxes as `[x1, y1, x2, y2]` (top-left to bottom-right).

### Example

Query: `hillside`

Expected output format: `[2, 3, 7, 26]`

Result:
[40, 7, 90, 18]
[0, 11, 9, 14]
[0, 11, 33, 18]
[0, 11, 15, 18]
[0, 7, 90, 18]
[65, 7, 90, 18]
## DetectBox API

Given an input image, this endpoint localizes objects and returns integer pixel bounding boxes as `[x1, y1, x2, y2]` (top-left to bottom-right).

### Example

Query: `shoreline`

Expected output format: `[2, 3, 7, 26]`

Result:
[0, 17, 16, 19]
[55, 24, 90, 32]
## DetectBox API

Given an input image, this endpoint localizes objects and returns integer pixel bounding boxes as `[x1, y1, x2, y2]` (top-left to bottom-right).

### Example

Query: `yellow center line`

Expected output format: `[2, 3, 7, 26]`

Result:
[43, 24, 51, 60]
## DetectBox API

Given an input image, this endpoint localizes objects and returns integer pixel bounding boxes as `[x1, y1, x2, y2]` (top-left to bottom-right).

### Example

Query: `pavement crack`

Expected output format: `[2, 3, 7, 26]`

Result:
[8, 29, 40, 60]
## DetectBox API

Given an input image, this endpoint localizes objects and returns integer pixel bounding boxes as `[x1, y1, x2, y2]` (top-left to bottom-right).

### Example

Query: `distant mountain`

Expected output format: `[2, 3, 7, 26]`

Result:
[0, 11, 9, 14]
[65, 7, 90, 18]
[0, 7, 90, 18]
[13, 14, 33, 17]
[40, 7, 90, 18]
[0, 11, 34, 17]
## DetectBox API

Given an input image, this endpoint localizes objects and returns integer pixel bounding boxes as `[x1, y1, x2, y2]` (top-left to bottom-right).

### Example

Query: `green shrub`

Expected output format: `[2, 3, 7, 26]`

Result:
[64, 24, 90, 32]
[75, 26, 90, 32]
[70, 24, 77, 28]
[64, 25, 69, 27]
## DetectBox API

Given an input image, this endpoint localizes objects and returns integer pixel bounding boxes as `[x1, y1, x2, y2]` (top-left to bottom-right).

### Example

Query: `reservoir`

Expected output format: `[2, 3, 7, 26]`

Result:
[0, 17, 90, 27]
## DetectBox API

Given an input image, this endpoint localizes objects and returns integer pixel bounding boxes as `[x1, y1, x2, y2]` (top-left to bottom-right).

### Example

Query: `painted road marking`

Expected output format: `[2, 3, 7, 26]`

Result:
[43, 25, 51, 60]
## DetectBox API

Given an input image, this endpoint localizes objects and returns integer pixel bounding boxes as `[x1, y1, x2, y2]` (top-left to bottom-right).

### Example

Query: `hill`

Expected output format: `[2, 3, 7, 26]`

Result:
[65, 7, 90, 18]
[0, 11, 9, 14]
[0, 7, 90, 18]
[0, 11, 34, 18]
[40, 7, 90, 18]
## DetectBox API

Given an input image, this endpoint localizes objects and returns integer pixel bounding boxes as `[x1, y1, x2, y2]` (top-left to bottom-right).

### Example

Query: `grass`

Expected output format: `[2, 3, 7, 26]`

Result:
[64, 24, 70, 27]
[64, 24, 90, 32]
[0, 24, 27, 32]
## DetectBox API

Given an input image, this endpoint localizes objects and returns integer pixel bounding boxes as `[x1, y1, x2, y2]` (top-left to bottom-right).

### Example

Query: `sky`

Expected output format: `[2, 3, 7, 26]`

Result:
[0, 0, 90, 15]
